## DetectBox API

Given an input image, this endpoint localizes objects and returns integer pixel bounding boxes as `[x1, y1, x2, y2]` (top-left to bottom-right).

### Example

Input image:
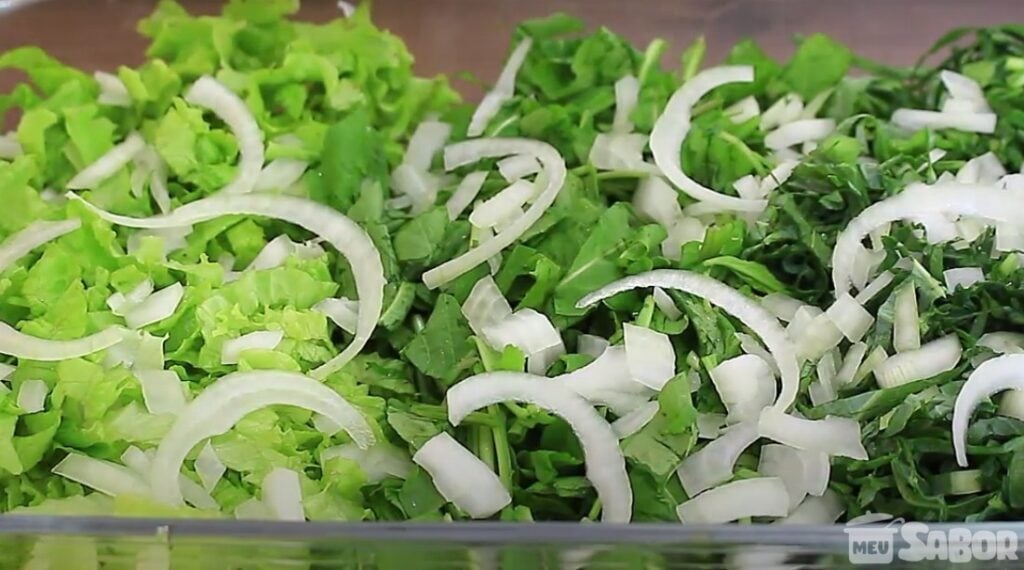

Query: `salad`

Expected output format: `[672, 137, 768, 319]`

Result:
[1, 0, 1024, 528]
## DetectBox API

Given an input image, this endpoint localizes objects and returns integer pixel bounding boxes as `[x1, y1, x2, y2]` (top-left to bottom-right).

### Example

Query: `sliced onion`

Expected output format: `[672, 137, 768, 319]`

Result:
[676, 477, 789, 523]
[652, 288, 683, 320]
[825, 293, 873, 342]
[446, 171, 488, 221]
[391, 163, 441, 213]
[0, 132, 22, 159]
[322, 442, 413, 483]
[179, 474, 218, 510]
[588, 133, 654, 173]
[835, 342, 868, 387]
[1, 220, 80, 276]
[832, 183, 1024, 295]
[578, 270, 801, 411]
[891, 109, 996, 134]
[469, 179, 534, 229]
[107, 279, 155, 316]
[633, 176, 683, 228]
[482, 309, 565, 375]
[759, 160, 799, 196]
[70, 193, 384, 379]
[234, 498, 272, 520]
[998, 390, 1024, 421]
[149, 370, 374, 505]
[732, 175, 761, 200]
[786, 305, 822, 339]
[761, 93, 804, 131]
[195, 441, 225, 492]
[497, 154, 541, 182]
[0, 321, 125, 361]
[661, 218, 706, 260]
[697, 413, 727, 439]
[425, 138, 566, 288]
[651, 66, 765, 212]
[874, 334, 961, 389]
[185, 76, 263, 195]
[16, 379, 47, 413]
[467, 38, 532, 137]
[247, 235, 315, 272]
[676, 422, 758, 496]
[461, 275, 513, 338]
[892, 282, 921, 353]
[758, 443, 830, 509]
[758, 408, 868, 460]
[314, 298, 359, 335]
[127, 226, 192, 260]
[779, 491, 844, 524]
[736, 332, 780, 376]
[764, 119, 835, 150]
[447, 373, 631, 522]
[952, 354, 1024, 466]
[120, 446, 152, 477]
[725, 95, 759, 124]
[253, 158, 307, 193]
[0, 362, 14, 381]
[576, 334, 609, 358]
[940, 70, 989, 108]
[612, 74, 640, 133]
[611, 401, 659, 439]
[977, 332, 1024, 356]
[944, 267, 984, 291]
[995, 222, 1024, 253]
[124, 283, 184, 329]
[404, 120, 452, 171]
[94, 71, 130, 107]
[856, 346, 890, 384]
[413, 432, 510, 519]
[760, 293, 807, 323]
[855, 270, 895, 304]
[53, 453, 149, 497]
[136, 370, 186, 415]
[557, 346, 654, 415]
[848, 512, 894, 525]
[623, 324, 675, 391]
[710, 355, 775, 423]
[67, 132, 146, 190]
[221, 330, 284, 364]
[262, 467, 304, 521]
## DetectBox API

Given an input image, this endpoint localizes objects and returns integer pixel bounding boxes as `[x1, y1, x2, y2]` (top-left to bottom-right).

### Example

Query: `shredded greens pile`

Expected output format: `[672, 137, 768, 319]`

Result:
[3, 0, 1024, 535]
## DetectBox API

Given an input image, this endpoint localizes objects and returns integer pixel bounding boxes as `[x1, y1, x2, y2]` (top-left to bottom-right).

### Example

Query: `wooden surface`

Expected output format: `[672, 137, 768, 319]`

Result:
[1, 0, 1022, 99]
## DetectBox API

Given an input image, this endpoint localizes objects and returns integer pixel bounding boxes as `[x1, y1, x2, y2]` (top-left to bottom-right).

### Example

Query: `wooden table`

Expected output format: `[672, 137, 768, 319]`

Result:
[1, 0, 1021, 101]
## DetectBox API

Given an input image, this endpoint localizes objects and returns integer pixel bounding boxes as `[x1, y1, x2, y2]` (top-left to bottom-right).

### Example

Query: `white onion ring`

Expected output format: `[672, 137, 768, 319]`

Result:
[650, 66, 766, 212]
[446, 373, 632, 523]
[832, 183, 1024, 295]
[423, 138, 566, 289]
[185, 76, 264, 195]
[952, 354, 1024, 467]
[576, 269, 800, 411]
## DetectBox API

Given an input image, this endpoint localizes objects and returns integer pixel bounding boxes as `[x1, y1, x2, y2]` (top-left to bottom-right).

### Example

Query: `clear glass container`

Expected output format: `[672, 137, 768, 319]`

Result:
[1, 1, 1022, 568]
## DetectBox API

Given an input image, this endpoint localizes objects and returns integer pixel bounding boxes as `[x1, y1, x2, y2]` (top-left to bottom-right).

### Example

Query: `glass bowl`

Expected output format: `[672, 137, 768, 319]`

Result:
[1, 1, 1023, 568]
